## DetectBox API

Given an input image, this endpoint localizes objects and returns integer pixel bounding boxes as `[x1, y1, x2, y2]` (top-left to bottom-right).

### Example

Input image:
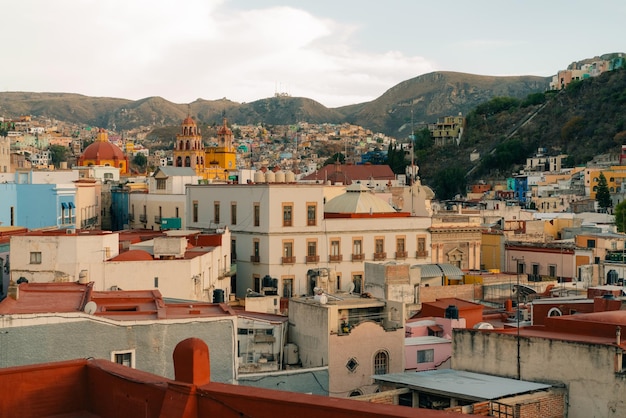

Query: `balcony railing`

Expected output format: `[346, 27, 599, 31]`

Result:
[250, 255, 260, 263]
[305, 255, 320, 263]
[139, 214, 147, 223]
[416, 250, 429, 258]
[351, 253, 364, 261]
[329, 254, 343, 262]
[281, 256, 295, 264]
[81, 216, 99, 228]
[395, 251, 408, 259]
[154, 216, 162, 224]
[128, 214, 134, 222]
[373, 252, 386, 261]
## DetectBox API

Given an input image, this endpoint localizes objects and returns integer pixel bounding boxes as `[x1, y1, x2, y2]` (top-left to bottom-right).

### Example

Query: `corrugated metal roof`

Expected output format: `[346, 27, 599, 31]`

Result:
[373, 369, 551, 401]
[416, 264, 464, 278]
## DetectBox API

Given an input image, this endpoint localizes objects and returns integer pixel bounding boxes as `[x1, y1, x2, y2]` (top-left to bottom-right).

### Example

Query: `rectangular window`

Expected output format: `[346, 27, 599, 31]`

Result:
[214, 202, 220, 224]
[417, 349, 434, 363]
[283, 203, 293, 227]
[374, 237, 385, 260]
[352, 238, 363, 260]
[111, 350, 135, 368]
[282, 241, 294, 264]
[307, 203, 317, 226]
[193, 201, 198, 223]
[330, 238, 341, 262]
[231, 239, 237, 261]
[417, 237, 427, 257]
[396, 237, 406, 259]
[154, 277, 159, 288]
[587, 239, 596, 248]
[231, 203, 237, 225]
[254, 203, 260, 226]
[175, 207, 179, 218]
[282, 277, 293, 298]
[549, 265, 557, 277]
[251, 240, 260, 263]
[306, 240, 318, 263]
[30, 251, 42, 264]
[253, 275, 261, 293]
[352, 274, 363, 294]
[532, 264, 539, 275]
[156, 179, 166, 190]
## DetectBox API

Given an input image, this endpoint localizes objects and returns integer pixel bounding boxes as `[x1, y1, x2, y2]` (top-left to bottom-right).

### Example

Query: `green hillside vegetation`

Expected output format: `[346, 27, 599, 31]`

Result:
[415, 68, 626, 199]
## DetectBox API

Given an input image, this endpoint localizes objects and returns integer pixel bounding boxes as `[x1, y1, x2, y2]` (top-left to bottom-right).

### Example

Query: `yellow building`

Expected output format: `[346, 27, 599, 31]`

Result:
[173, 115, 237, 181]
[586, 166, 626, 199]
[205, 118, 237, 181]
[78, 128, 129, 174]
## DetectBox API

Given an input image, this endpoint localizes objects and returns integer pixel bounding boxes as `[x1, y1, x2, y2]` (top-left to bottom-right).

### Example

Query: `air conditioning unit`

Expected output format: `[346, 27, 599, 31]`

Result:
[66, 228, 76, 234]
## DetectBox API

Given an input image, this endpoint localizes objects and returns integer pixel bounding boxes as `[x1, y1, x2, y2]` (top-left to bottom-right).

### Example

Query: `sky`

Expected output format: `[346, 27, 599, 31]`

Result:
[2, 0, 625, 108]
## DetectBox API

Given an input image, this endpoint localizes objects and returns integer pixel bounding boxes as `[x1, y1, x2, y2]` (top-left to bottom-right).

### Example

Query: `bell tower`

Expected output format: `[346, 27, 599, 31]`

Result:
[173, 114, 205, 177]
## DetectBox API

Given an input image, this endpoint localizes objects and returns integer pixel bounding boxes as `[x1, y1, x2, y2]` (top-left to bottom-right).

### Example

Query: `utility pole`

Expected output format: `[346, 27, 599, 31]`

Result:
[512, 256, 524, 380]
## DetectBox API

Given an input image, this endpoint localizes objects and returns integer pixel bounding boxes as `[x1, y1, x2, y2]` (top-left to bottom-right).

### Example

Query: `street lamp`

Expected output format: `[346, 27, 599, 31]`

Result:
[512, 256, 524, 380]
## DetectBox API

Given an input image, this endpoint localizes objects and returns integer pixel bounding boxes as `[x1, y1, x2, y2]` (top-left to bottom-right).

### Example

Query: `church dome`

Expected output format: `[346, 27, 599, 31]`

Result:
[325, 183, 396, 214]
[82, 129, 125, 160]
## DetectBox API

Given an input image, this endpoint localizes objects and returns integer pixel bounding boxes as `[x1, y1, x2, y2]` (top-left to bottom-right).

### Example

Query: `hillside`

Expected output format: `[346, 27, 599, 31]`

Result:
[415, 67, 626, 198]
[0, 72, 549, 135]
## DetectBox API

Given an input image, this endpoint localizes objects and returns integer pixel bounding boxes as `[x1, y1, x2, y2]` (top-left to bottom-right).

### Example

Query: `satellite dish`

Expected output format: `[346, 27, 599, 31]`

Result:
[84, 301, 98, 315]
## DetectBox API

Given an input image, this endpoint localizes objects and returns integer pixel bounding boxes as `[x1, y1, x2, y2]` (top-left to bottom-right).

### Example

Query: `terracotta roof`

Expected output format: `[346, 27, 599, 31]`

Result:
[109, 249, 154, 261]
[301, 163, 395, 185]
[182, 115, 196, 125]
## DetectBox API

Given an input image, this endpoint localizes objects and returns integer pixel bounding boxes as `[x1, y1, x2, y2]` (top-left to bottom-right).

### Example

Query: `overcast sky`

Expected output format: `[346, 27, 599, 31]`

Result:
[2, 0, 624, 108]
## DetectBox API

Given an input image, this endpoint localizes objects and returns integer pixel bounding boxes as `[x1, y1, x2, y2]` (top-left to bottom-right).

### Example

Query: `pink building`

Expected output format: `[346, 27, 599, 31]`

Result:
[404, 317, 466, 371]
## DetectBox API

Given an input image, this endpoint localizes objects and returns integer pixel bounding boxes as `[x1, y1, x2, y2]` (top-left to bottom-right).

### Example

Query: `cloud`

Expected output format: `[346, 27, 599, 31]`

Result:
[2, 1, 436, 107]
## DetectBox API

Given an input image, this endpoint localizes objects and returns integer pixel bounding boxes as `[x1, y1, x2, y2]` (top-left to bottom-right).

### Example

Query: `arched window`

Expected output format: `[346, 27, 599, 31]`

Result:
[185, 156, 191, 167]
[548, 307, 562, 317]
[349, 390, 362, 397]
[374, 350, 388, 375]
[176, 156, 182, 167]
[186, 141, 190, 150]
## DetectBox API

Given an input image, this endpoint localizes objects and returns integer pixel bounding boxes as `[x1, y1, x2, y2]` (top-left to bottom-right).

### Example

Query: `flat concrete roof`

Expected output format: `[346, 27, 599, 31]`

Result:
[404, 336, 450, 346]
[374, 369, 551, 401]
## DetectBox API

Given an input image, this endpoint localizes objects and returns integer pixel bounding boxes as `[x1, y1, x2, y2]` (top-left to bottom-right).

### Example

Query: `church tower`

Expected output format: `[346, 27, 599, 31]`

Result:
[174, 115, 205, 177]
[205, 117, 237, 180]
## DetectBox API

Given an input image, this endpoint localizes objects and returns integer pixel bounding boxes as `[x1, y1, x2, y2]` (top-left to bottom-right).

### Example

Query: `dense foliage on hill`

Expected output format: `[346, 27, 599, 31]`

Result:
[415, 68, 626, 199]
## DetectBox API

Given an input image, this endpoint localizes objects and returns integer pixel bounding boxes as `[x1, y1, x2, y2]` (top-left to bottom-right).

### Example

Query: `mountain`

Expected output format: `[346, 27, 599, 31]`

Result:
[0, 71, 549, 135]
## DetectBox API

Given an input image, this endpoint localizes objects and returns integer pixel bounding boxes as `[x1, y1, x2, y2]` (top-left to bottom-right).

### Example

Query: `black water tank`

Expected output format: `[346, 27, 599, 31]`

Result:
[213, 289, 225, 303]
[263, 275, 273, 288]
[607, 269, 619, 285]
[445, 305, 459, 319]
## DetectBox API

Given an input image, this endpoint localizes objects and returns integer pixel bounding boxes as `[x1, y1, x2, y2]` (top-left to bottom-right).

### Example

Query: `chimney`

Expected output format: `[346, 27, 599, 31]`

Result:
[7, 280, 19, 300]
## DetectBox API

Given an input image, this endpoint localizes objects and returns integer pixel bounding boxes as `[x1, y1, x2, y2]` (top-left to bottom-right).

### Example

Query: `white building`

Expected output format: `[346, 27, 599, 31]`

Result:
[185, 182, 432, 298]
[9, 228, 232, 302]
[129, 166, 199, 231]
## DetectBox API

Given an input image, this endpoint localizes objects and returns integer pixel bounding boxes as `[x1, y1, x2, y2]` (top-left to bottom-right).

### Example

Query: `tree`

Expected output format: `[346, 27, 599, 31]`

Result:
[133, 153, 148, 172]
[49, 145, 69, 168]
[615, 200, 626, 232]
[323, 152, 345, 166]
[595, 172, 612, 211]
[432, 167, 467, 200]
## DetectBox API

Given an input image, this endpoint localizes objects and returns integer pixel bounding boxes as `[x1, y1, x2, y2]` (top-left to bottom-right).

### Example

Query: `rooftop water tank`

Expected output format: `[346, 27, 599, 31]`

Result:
[254, 171, 265, 183]
[445, 305, 459, 320]
[265, 171, 276, 183]
[275, 170, 285, 183]
[285, 171, 295, 183]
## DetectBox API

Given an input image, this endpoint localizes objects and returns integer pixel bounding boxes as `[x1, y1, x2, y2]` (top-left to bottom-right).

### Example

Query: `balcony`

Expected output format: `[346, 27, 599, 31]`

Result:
[128, 213, 134, 222]
[81, 216, 99, 229]
[305, 255, 320, 263]
[351, 253, 364, 261]
[154, 216, 162, 224]
[416, 250, 429, 258]
[250, 255, 260, 263]
[218, 265, 236, 279]
[281, 256, 295, 265]
[307, 219, 316, 226]
[329, 254, 343, 262]
[139, 214, 147, 223]
[395, 251, 408, 260]
[373, 252, 386, 261]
